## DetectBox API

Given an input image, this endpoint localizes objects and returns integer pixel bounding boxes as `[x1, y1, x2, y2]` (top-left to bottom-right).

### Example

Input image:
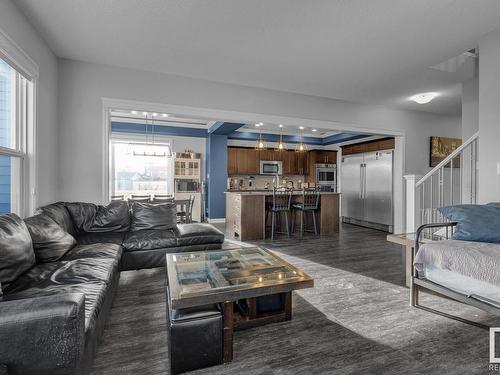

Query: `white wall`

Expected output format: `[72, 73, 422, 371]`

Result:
[0, 0, 59, 207]
[462, 77, 479, 140]
[478, 28, 500, 203]
[58, 59, 460, 231]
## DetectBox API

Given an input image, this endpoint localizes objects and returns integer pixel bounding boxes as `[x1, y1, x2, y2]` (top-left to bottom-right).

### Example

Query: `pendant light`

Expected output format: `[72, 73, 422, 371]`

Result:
[275, 124, 286, 151]
[254, 123, 266, 150]
[295, 126, 308, 152]
[133, 113, 167, 157]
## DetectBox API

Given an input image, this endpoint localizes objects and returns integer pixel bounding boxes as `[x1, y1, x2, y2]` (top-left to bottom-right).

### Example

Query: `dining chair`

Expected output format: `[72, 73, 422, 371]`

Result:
[128, 194, 151, 202]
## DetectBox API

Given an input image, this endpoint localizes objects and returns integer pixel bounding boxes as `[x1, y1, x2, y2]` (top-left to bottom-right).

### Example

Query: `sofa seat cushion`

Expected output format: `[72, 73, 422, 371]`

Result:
[4, 281, 108, 333]
[77, 231, 125, 246]
[175, 223, 225, 246]
[62, 242, 122, 262]
[3, 258, 117, 295]
[24, 213, 77, 263]
[0, 214, 36, 286]
[123, 229, 177, 251]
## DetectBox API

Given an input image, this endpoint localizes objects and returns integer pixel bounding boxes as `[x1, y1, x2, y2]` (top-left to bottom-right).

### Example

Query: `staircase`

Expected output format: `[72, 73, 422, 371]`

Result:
[405, 132, 479, 235]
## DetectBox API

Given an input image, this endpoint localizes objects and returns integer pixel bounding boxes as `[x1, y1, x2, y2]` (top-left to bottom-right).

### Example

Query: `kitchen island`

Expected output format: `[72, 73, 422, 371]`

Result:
[225, 190, 340, 241]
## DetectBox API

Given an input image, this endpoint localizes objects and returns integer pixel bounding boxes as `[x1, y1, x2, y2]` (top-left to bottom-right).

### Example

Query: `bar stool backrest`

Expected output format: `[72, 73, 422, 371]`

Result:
[151, 194, 174, 203]
[187, 195, 195, 222]
[302, 188, 320, 210]
[129, 194, 151, 202]
[111, 195, 125, 201]
[272, 188, 292, 211]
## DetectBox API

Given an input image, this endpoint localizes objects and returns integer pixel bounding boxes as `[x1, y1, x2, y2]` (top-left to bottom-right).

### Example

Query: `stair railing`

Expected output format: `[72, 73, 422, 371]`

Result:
[405, 131, 479, 235]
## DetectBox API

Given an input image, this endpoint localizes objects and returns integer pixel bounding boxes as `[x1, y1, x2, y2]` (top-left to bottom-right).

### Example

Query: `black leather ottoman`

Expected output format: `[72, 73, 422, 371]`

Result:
[166, 290, 223, 374]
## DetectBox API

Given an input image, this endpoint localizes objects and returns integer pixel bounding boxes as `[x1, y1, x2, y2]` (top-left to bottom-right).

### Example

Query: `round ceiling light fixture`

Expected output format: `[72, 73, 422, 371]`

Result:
[409, 92, 440, 104]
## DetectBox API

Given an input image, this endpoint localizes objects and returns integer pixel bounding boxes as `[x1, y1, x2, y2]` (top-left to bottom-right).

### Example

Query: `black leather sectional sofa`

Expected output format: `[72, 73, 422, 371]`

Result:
[0, 201, 224, 375]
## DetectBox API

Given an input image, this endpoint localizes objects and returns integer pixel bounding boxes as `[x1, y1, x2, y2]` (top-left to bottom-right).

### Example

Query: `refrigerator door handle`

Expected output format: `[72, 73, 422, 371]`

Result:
[363, 163, 367, 199]
[359, 164, 363, 199]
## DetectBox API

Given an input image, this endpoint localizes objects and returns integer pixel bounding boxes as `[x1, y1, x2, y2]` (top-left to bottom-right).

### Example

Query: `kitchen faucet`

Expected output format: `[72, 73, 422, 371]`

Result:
[273, 174, 280, 188]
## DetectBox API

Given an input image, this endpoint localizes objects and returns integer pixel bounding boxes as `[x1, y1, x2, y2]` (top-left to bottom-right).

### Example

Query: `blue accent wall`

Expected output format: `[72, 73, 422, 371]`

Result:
[205, 134, 228, 219]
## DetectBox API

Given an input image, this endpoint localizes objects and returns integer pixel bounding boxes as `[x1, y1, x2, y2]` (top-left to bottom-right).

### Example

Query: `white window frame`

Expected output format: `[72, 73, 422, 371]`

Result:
[110, 132, 174, 199]
[0, 27, 39, 217]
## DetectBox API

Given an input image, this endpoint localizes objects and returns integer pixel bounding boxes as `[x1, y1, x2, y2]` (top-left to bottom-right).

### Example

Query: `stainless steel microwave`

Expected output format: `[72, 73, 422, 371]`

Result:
[260, 160, 283, 175]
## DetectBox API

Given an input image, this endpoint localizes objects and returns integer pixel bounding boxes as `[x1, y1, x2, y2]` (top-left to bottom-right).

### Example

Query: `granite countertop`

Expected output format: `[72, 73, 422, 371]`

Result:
[226, 189, 340, 195]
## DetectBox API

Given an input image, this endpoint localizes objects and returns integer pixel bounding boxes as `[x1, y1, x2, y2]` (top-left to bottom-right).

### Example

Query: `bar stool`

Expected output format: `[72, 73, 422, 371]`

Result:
[111, 194, 125, 201]
[291, 188, 320, 236]
[267, 188, 292, 240]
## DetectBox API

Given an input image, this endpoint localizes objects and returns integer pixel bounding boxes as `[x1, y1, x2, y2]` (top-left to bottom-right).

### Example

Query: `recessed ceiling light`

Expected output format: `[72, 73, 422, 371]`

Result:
[312, 129, 317, 132]
[409, 92, 440, 104]
[299, 126, 305, 130]
[142, 111, 148, 115]
[131, 110, 138, 115]
[279, 124, 284, 128]
[162, 113, 169, 117]
[152, 112, 158, 116]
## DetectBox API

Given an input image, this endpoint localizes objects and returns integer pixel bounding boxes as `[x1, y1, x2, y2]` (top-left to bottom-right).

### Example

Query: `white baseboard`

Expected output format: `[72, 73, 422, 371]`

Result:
[207, 218, 226, 224]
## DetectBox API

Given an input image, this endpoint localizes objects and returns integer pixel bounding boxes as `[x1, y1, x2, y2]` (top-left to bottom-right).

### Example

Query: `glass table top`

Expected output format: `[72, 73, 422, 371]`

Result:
[166, 247, 312, 306]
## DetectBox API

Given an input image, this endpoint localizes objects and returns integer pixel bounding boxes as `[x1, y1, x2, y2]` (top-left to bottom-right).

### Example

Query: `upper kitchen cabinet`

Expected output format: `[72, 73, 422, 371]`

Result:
[306, 150, 337, 183]
[227, 147, 310, 176]
[341, 138, 395, 156]
[227, 147, 259, 175]
[227, 147, 238, 175]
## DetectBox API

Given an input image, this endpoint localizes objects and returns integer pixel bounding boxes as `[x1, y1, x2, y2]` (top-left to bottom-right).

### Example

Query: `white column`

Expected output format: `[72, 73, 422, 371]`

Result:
[478, 28, 500, 203]
[404, 174, 422, 234]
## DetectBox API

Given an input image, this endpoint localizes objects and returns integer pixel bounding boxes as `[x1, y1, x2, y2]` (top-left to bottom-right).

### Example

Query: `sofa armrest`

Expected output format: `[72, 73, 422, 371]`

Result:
[0, 293, 85, 375]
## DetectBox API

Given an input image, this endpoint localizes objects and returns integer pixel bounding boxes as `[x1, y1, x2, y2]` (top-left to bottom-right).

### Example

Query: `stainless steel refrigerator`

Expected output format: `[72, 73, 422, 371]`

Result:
[341, 150, 393, 232]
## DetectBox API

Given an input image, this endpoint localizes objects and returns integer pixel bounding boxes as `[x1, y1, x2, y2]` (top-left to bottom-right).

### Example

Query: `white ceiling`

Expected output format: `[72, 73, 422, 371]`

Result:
[15, 0, 500, 115]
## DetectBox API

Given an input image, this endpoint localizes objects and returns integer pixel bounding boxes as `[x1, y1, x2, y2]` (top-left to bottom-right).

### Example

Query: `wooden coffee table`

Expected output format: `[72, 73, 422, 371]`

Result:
[166, 247, 314, 362]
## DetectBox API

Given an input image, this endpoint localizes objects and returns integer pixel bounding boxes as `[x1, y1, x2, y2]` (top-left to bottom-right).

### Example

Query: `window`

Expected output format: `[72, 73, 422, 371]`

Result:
[0, 57, 31, 215]
[111, 138, 173, 199]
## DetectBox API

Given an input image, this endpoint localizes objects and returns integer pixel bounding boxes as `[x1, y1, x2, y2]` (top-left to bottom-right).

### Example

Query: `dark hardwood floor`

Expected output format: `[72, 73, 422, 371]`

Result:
[90, 224, 497, 374]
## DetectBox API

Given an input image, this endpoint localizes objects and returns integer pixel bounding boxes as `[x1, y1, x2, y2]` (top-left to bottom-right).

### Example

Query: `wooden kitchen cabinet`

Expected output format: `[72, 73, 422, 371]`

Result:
[228, 147, 238, 175]
[227, 147, 259, 175]
[306, 150, 337, 182]
[341, 138, 395, 156]
[244, 148, 259, 174]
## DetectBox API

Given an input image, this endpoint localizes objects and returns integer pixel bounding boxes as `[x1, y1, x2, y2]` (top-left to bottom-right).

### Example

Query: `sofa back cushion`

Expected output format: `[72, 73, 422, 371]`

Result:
[36, 202, 77, 237]
[24, 214, 77, 263]
[0, 213, 35, 285]
[131, 202, 177, 231]
[67, 201, 130, 233]
[439, 204, 500, 243]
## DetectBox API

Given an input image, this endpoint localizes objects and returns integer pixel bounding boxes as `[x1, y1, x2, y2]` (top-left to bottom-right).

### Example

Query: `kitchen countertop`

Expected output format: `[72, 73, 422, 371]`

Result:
[226, 190, 340, 195]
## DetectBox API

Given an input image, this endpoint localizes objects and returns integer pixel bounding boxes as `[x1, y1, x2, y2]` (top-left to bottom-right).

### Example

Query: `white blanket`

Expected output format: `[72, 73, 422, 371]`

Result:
[414, 239, 500, 288]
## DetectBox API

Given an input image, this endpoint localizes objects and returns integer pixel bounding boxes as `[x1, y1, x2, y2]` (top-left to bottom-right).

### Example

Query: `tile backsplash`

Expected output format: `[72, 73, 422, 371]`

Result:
[227, 175, 309, 190]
